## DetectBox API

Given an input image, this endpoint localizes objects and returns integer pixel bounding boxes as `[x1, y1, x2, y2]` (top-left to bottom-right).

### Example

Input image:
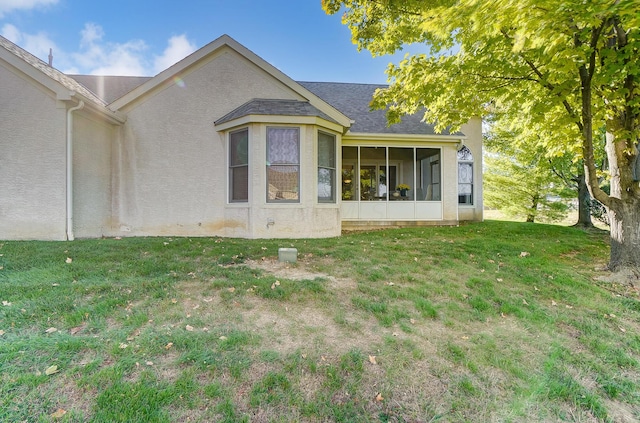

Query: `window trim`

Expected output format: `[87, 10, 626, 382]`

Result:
[228, 127, 249, 203]
[266, 126, 300, 204]
[457, 145, 474, 205]
[317, 131, 336, 203]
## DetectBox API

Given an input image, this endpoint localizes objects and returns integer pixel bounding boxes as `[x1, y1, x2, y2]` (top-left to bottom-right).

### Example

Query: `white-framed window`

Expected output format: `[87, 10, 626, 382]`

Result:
[317, 131, 336, 203]
[229, 128, 249, 202]
[458, 145, 473, 205]
[266, 127, 300, 203]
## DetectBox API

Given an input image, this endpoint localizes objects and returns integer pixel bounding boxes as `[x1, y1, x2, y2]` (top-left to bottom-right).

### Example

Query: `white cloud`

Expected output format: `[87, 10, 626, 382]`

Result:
[1, 23, 59, 61]
[3, 22, 196, 76]
[71, 23, 148, 76]
[153, 34, 196, 74]
[0, 0, 58, 18]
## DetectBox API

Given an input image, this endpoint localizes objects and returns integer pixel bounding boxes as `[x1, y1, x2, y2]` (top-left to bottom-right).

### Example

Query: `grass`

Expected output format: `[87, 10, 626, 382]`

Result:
[1, 220, 639, 422]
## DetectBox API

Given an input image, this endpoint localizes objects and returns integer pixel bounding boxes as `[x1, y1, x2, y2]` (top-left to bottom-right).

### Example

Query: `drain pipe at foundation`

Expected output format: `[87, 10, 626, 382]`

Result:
[66, 100, 84, 241]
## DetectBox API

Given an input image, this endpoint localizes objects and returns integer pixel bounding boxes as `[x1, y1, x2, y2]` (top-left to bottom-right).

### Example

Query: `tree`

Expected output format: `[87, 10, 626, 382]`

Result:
[323, 0, 640, 272]
[484, 120, 571, 223]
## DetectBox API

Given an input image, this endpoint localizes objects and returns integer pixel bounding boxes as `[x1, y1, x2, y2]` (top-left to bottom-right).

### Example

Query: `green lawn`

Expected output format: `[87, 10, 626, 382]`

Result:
[1, 221, 638, 422]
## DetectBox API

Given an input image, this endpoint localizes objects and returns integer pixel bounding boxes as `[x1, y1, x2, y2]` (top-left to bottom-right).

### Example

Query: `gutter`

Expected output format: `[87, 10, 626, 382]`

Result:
[66, 100, 84, 241]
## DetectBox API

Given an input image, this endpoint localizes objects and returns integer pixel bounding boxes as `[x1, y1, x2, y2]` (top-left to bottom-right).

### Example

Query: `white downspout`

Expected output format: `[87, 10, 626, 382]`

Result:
[66, 100, 84, 241]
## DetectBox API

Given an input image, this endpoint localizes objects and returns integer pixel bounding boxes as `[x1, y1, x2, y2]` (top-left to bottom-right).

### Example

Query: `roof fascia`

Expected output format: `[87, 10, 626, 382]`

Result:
[109, 35, 351, 128]
[343, 132, 467, 143]
[0, 49, 124, 124]
[215, 114, 343, 133]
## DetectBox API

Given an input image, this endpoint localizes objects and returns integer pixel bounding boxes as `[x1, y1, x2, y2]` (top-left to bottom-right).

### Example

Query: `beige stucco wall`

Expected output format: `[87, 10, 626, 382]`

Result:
[73, 112, 115, 238]
[0, 62, 67, 240]
[113, 47, 340, 238]
[458, 117, 483, 221]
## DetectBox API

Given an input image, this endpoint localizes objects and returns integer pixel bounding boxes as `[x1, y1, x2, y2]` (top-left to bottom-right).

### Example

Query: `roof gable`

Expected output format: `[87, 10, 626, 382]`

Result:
[0, 36, 124, 123]
[108, 34, 351, 128]
[1, 36, 103, 108]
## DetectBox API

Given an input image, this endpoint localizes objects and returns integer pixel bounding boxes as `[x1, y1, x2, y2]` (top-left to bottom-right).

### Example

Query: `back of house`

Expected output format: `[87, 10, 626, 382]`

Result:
[0, 34, 482, 240]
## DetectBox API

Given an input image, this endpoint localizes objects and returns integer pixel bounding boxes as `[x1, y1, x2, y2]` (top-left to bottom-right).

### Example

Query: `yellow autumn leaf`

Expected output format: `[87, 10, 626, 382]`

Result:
[50, 408, 67, 418]
[375, 392, 384, 402]
[45, 365, 59, 375]
[368, 355, 377, 365]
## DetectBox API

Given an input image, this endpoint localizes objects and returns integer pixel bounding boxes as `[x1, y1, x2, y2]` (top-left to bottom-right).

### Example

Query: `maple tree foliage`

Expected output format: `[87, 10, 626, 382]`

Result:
[323, 0, 640, 272]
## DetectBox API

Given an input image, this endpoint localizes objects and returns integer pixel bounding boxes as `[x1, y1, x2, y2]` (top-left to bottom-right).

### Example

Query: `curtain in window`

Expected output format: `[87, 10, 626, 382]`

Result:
[267, 128, 299, 165]
[267, 128, 300, 202]
[458, 163, 473, 194]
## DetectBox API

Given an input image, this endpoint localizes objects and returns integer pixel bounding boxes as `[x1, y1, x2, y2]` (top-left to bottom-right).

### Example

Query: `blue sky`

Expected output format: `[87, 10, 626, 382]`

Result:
[0, 0, 416, 83]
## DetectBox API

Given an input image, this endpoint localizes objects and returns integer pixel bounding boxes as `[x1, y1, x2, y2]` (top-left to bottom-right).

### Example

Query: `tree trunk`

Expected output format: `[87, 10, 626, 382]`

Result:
[575, 172, 594, 228]
[603, 132, 640, 271]
[526, 195, 538, 223]
[608, 200, 640, 271]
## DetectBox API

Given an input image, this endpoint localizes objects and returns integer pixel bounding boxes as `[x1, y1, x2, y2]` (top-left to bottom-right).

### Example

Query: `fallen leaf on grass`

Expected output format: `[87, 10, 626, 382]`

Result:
[165, 342, 173, 350]
[0, 330, 5, 336]
[619, 326, 626, 333]
[2, 300, 11, 306]
[375, 393, 384, 402]
[551, 300, 558, 306]
[119, 343, 128, 349]
[65, 257, 72, 264]
[227, 287, 235, 293]
[171, 299, 178, 304]
[519, 252, 530, 257]
[146, 361, 154, 366]
[203, 298, 213, 302]
[45, 365, 59, 375]
[69, 325, 85, 335]
[522, 299, 529, 305]
[369, 355, 377, 365]
[50, 408, 67, 418]
[185, 325, 194, 332]
[45, 327, 57, 334]
[219, 336, 228, 341]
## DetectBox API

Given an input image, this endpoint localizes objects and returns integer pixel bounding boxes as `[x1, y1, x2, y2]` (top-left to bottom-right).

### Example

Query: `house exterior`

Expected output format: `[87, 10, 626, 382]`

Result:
[0, 34, 482, 240]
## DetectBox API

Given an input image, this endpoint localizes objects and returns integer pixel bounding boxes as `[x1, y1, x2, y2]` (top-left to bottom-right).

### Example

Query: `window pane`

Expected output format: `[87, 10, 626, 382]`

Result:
[267, 128, 299, 164]
[318, 132, 335, 168]
[417, 148, 441, 201]
[229, 129, 248, 202]
[457, 145, 473, 161]
[230, 129, 248, 166]
[267, 128, 300, 202]
[267, 165, 299, 201]
[459, 163, 473, 183]
[318, 168, 334, 202]
[230, 166, 248, 201]
[318, 132, 336, 203]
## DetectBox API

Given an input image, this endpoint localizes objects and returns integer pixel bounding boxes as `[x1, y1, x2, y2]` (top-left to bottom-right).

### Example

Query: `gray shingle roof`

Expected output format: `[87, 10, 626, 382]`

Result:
[69, 74, 151, 104]
[214, 98, 339, 125]
[299, 81, 459, 136]
[0, 43, 458, 136]
[0, 35, 107, 108]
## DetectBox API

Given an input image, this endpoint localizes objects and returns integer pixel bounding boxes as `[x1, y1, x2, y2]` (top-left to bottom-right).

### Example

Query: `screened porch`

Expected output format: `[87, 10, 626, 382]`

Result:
[340, 146, 443, 221]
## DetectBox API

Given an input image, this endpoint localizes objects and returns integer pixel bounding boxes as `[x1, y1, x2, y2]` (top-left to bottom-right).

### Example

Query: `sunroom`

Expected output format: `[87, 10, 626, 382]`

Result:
[339, 136, 467, 226]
